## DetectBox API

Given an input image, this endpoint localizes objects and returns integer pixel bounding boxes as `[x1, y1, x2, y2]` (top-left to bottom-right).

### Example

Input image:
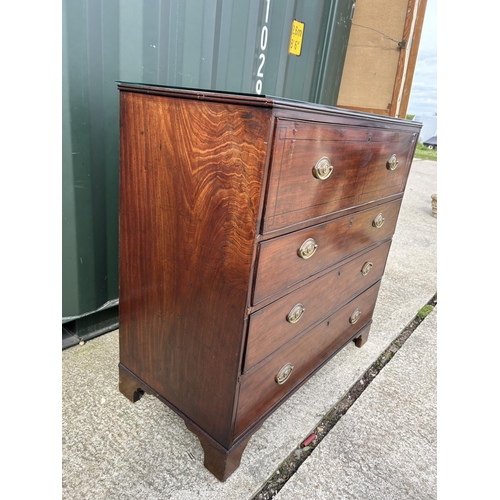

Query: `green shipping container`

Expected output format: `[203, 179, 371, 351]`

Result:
[62, 0, 355, 348]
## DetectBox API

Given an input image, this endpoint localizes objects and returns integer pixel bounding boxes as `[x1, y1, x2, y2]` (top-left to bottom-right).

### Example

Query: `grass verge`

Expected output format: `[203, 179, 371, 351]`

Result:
[414, 143, 437, 161]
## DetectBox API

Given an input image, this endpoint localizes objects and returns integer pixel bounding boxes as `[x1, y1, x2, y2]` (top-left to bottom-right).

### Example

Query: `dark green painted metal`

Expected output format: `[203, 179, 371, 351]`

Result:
[313, 0, 356, 105]
[62, 0, 120, 325]
[63, 305, 119, 350]
[62, 0, 354, 345]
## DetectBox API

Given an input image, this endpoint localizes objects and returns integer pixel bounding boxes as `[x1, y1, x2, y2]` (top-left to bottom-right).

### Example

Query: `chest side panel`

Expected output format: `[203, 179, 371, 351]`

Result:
[119, 91, 271, 447]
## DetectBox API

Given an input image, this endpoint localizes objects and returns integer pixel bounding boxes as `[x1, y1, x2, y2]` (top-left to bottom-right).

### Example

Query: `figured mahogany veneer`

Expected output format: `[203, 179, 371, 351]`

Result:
[245, 240, 392, 372]
[236, 281, 381, 438]
[117, 83, 421, 481]
[263, 120, 415, 233]
[253, 199, 401, 304]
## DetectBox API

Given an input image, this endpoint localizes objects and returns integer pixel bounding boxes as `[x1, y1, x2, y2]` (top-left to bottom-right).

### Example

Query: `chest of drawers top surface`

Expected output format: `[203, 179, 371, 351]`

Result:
[117, 83, 421, 481]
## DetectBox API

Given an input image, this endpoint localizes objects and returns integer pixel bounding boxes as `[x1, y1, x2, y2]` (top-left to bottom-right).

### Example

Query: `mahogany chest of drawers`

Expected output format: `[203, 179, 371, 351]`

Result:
[117, 83, 421, 480]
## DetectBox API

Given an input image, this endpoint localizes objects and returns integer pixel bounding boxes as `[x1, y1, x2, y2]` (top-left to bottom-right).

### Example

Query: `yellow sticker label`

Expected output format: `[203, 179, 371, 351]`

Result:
[289, 20, 305, 56]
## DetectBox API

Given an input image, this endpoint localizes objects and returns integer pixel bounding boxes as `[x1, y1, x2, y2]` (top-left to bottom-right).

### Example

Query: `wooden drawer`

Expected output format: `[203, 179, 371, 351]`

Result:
[253, 199, 401, 305]
[235, 281, 381, 438]
[263, 119, 416, 233]
[245, 240, 391, 372]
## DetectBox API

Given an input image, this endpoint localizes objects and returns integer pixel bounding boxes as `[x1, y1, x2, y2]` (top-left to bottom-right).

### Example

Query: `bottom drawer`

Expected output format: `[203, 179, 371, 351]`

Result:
[234, 280, 381, 438]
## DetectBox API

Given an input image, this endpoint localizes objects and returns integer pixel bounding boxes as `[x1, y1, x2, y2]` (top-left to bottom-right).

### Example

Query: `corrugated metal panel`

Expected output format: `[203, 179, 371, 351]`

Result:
[62, 0, 354, 340]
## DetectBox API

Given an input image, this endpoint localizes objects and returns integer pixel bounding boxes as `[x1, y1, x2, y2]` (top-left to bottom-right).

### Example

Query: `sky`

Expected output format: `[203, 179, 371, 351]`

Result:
[407, 0, 437, 117]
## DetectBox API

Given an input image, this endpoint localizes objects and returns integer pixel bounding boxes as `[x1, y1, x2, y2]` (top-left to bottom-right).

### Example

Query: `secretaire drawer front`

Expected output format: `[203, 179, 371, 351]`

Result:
[253, 199, 401, 305]
[235, 281, 382, 438]
[245, 240, 391, 372]
[262, 119, 415, 233]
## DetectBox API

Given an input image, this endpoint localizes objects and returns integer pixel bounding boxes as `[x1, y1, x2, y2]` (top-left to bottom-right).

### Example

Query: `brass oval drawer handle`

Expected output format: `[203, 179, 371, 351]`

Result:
[361, 261, 373, 276]
[372, 213, 385, 228]
[298, 238, 318, 259]
[387, 154, 399, 171]
[349, 309, 362, 325]
[275, 363, 294, 385]
[312, 156, 333, 180]
[287, 303, 305, 324]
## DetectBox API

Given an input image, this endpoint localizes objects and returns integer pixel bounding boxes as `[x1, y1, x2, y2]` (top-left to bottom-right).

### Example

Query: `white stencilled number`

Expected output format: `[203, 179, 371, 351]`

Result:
[261, 25, 268, 51]
[255, 0, 270, 94]
[257, 54, 265, 78]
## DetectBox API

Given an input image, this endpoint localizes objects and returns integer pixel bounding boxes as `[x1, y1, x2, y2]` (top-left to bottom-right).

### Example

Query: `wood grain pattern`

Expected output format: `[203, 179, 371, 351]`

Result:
[235, 281, 382, 438]
[245, 240, 391, 372]
[186, 420, 259, 481]
[117, 84, 422, 480]
[119, 91, 272, 447]
[262, 119, 416, 233]
[397, 0, 428, 118]
[389, 0, 425, 118]
[253, 199, 402, 305]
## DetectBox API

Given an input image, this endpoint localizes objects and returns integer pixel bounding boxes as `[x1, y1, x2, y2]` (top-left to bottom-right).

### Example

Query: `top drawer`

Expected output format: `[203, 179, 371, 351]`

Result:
[262, 119, 416, 234]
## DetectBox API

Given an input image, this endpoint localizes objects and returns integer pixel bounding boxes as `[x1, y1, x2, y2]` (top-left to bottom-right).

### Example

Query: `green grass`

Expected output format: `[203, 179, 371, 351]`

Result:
[417, 305, 434, 320]
[414, 142, 437, 161]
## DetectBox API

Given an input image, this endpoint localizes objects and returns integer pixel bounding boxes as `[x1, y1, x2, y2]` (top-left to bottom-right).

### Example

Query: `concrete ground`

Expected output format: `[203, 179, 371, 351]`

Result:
[62, 159, 437, 499]
[275, 308, 437, 500]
